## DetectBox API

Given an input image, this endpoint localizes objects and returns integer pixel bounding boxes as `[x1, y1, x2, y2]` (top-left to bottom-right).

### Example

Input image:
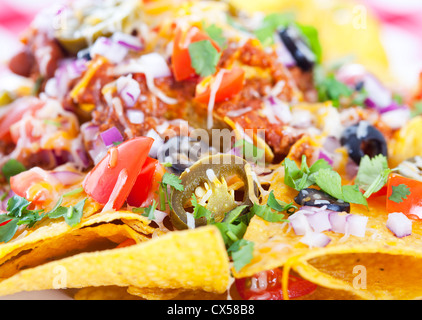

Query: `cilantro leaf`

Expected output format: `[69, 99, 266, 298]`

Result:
[314, 66, 353, 107]
[188, 40, 221, 78]
[48, 198, 87, 227]
[141, 200, 157, 220]
[250, 203, 289, 223]
[162, 173, 184, 191]
[388, 184, 411, 203]
[6, 196, 32, 218]
[158, 173, 184, 212]
[363, 168, 391, 198]
[222, 205, 248, 224]
[228, 239, 254, 272]
[203, 23, 226, 48]
[296, 24, 322, 63]
[283, 156, 331, 191]
[342, 184, 368, 207]
[314, 168, 344, 200]
[267, 190, 297, 214]
[64, 198, 86, 227]
[254, 12, 295, 46]
[2, 159, 26, 182]
[191, 194, 214, 224]
[214, 221, 247, 248]
[0, 216, 19, 243]
[233, 139, 265, 165]
[355, 155, 389, 191]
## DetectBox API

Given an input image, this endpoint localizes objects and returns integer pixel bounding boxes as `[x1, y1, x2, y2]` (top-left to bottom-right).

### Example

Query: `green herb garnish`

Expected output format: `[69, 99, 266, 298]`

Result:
[188, 40, 221, 77]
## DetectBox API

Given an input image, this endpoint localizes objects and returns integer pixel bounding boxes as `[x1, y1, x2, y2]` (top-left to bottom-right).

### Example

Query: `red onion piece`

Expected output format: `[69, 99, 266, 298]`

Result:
[116, 75, 141, 107]
[289, 211, 312, 235]
[126, 109, 144, 124]
[112, 32, 143, 51]
[318, 150, 333, 165]
[300, 231, 331, 248]
[81, 123, 99, 142]
[51, 171, 84, 186]
[139, 53, 172, 79]
[363, 74, 392, 109]
[346, 214, 368, 237]
[305, 209, 332, 233]
[100, 127, 124, 147]
[328, 212, 349, 234]
[386, 212, 412, 238]
[90, 37, 128, 64]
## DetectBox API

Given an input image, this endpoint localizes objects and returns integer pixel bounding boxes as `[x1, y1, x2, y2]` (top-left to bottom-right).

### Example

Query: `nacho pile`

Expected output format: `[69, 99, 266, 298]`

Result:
[0, 0, 421, 300]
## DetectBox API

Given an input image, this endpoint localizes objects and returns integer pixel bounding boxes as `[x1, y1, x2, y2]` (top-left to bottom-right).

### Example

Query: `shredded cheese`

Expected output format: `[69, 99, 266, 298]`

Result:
[207, 69, 226, 129]
[101, 168, 128, 213]
[70, 57, 107, 101]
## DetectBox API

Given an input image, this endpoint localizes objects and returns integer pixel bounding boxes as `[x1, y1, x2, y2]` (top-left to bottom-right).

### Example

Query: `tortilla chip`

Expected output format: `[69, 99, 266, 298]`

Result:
[0, 226, 230, 297]
[127, 286, 183, 300]
[388, 116, 422, 167]
[127, 286, 228, 300]
[0, 211, 160, 278]
[74, 286, 143, 300]
[232, 168, 422, 299]
[0, 224, 135, 279]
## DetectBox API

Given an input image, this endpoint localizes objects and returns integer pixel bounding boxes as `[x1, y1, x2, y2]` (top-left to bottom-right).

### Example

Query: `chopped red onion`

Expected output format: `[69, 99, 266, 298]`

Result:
[328, 212, 350, 234]
[116, 75, 141, 107]
[336, 63, 366, 87]
[346, 214, 368, 237]
[90, 37, 128, 64]
[363, 74, 392, 109]
[291, 208, 368, 242]
[89, 138, 108, 165]
[318, 150, 333, 165]
[380, 107, 410, 130]
[81, 123, 99, 142]
[51, 171, 84, 186]
[323, 136, 341, 153]
[345, 159, 359, 180]
[266, 96, 292, 123]
[300, 231, 331, 248]
[305, 209, 332, 233]
[386, 212, 412, 238]
[289, 211, 312, 235]
[126, 109, 144, 124]
[139, 53, 172, 79]
[112, 32, 143, 51]
[100, 127, 124, 147]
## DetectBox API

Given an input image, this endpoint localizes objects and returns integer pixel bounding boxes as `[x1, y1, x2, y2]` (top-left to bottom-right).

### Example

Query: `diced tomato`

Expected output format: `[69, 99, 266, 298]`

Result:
[171, 26, 221, 81]
[83, 137, 153, 210]
[235, 268, 317, 300]
[386, 173, 422, 220]
[0, 98, 43, 142]
[116, 238, 136, 248]
[194, 67, 245, 104]
[10, 168, 52, 204]
[126, 157, 165, 207]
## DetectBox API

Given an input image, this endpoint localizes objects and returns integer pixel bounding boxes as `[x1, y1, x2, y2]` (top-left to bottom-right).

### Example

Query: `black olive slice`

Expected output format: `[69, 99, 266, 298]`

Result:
[340, 121, 388, 165]
[278, 26, 316, 72]
[157, 136, 211, 174]
[294, 188, 350, 213]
